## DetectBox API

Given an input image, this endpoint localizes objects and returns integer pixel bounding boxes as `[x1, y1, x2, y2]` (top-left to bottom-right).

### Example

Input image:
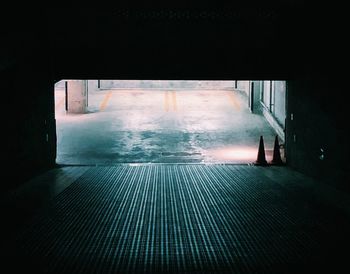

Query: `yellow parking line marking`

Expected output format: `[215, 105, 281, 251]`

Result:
[55, 97, 65, 110]
[171, 91, 177, 111]
[100, 91, 113, 111]
[227, 91, 241, 111]
[164, 91, 170, 112]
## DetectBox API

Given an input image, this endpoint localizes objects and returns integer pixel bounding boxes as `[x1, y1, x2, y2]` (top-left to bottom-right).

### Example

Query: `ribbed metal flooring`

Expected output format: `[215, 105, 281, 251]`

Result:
[3, 165, 349, 273]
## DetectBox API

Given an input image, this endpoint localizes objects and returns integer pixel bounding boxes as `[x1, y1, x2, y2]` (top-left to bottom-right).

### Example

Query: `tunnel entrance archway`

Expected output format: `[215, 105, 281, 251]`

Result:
[54, 80, 287, 165]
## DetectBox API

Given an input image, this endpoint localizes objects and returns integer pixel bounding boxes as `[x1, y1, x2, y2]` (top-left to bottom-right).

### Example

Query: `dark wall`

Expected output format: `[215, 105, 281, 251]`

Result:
[282, 2, 348, 192]
[1, 3, 348, 193]
[286, 76, 349, 193]
[1, 60, 56, 192]
[1, 8, 56, 192]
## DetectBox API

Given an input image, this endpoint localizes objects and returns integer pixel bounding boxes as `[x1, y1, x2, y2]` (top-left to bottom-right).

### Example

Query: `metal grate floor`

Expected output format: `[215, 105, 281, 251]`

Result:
[2, 164, 349, 273]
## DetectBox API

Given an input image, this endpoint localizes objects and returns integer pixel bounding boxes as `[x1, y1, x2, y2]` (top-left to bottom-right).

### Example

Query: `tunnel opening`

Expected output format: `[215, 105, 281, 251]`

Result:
[54, 80, 287, 165]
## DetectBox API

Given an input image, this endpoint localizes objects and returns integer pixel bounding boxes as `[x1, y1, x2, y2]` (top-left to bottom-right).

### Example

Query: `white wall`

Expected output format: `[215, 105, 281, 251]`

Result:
[273, 81, 286, 126]
[236, 80, 250, 95]
[97, 80, 235, 90]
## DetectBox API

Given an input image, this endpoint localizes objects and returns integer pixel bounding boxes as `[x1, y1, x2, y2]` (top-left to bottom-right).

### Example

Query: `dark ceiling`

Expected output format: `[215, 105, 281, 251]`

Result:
[0, 2, 343, 80]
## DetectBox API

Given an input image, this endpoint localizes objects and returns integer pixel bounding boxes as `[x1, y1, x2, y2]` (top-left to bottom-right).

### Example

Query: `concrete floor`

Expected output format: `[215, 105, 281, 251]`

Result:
[55, 87, 280, 165]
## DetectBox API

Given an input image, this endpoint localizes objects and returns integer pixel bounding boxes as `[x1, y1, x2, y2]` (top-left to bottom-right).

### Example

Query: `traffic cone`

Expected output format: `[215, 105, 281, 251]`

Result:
[271, 135, 284, 165]
[255, 136, 268, 166]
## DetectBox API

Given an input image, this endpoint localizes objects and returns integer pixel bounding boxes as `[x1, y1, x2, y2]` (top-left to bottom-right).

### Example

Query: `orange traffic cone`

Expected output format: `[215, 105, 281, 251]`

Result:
[271, 135, 284, 165]
[255, 136, 268, 166]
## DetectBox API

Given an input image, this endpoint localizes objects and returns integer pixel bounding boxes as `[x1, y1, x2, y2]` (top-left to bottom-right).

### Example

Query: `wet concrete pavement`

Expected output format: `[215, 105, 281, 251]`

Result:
[55, 87, 280, 165]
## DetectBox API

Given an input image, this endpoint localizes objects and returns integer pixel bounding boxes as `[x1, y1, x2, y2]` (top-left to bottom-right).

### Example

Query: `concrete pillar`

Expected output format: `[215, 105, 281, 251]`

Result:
[66, 80, 87, 113]
[249, 81, 254, 112]
[237, 80, 250, 96]
[250, 81, 262, 114]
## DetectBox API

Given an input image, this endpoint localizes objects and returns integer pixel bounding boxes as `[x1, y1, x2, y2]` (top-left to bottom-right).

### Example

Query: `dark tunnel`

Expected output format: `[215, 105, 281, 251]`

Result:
[1, 2, 349, 273]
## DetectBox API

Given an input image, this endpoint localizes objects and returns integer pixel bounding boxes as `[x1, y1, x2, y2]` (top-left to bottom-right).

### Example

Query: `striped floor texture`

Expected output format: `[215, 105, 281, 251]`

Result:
[2, 165, 349, 273]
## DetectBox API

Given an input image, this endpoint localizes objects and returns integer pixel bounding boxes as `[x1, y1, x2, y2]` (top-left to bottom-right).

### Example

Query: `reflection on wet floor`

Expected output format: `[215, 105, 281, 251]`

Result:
[55, 88, 280, 165]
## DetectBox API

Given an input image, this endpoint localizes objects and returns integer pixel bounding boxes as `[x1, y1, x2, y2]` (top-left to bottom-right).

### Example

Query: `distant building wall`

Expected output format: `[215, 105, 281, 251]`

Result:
[97, 80, 234, 90]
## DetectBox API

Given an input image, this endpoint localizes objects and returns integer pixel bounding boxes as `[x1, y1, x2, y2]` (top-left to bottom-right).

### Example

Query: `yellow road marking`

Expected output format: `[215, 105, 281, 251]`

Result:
[227, 91, 241, 111]
[164, 91, 178, 112]
[100, 91, 113, 111]
[55, 97, 65, 110]
[164, 91, 169, 112]
[171, 91, 177, 111]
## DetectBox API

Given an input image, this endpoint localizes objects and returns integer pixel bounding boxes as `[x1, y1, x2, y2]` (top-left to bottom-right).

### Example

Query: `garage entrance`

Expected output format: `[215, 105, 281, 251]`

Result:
[54, 80, 285, 165]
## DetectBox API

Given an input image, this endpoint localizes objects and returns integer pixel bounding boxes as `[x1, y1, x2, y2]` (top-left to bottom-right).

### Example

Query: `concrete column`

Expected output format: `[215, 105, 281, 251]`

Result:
[250, 81, 262, 114]
[237, 80, 250, 96]
[66, 80, 87, 113]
